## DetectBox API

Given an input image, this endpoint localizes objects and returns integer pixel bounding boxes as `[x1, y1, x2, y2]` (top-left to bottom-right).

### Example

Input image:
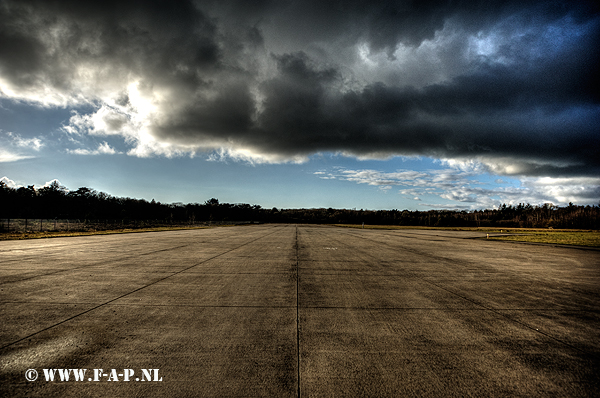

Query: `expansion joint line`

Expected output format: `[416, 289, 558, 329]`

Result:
[0, 226, 283, 351]
[0, 243, 192, 286]
[338, 228, 589, 354]
[295, 225, 301, 398]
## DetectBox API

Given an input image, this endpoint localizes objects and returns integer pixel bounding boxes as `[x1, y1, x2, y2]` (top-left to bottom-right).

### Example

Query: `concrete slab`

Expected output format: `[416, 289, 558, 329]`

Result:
[0, 303, 99, 346]
[116, 273, 296, 306]
[1, 224, 598, 397]
[299, 274, 480, 309]
[300, 308, 597, 397]
[0, 271, 165, 304]
[2, 305, 297, 397]
[182, 259, 295, 274]
[497, 309, 600, 355]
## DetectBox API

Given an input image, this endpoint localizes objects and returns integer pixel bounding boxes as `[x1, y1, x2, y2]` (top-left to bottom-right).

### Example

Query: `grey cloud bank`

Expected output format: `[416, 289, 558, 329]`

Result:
[0, 0, 598, 179]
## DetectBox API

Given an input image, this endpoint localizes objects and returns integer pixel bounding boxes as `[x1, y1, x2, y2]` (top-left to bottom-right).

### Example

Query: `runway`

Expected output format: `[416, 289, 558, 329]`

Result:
[1, 224, 598, 397]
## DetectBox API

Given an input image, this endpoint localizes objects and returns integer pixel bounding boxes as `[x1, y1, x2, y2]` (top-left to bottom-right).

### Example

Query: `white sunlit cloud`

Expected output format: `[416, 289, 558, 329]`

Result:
[318, 165, 490, 208]
[207, 147, 308, 165]
[318, 159, 600, 209]
[1, 176, 68, 191]
[43, 178, 66, 189]
[57, 81, 282, 162]
[67, 142, 120, 156]
[62, 103, 180, 159]
[339, 169, 428, 186]
[0, 76, 75, 108]
[0, 149, 33, 163]
[0, 176, 20, 188]
[0, 131, 44, 162]
[61, 89, 157, 156]
[520, 177, 600, 205]
[6, 132, 44, 151]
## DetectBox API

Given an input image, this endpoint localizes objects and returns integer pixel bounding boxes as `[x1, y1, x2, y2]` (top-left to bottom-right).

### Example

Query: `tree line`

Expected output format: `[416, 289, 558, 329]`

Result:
[1, 180, 598, 229]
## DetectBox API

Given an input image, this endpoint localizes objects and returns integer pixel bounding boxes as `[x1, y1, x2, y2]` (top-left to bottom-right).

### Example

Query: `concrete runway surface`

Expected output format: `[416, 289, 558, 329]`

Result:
[1, 224, 598, 397]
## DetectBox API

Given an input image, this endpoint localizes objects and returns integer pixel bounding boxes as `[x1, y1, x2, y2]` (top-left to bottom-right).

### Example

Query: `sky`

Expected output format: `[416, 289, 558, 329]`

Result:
[1, 0, 599, 210]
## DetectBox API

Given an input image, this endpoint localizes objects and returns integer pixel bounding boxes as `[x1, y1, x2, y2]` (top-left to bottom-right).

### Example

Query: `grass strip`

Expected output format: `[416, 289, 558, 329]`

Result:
[487, 231, 600, 247]
[0, 225, 210, 240]
[332, 224, 599, 247]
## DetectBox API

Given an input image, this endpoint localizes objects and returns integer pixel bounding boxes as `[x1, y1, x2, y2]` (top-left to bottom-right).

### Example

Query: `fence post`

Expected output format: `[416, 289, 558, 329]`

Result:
[40, 218, 43, 232]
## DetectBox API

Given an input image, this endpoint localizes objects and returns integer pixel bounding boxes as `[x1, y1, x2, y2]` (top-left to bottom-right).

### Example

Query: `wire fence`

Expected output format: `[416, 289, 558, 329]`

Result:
[0, 219, 254, 234]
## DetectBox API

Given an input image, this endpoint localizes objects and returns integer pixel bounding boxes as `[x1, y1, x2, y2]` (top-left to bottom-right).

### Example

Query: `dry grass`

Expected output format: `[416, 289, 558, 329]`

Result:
[333, 224, 566, 232]
[0, 225, 210, 241]
[487, 231, 600, 247]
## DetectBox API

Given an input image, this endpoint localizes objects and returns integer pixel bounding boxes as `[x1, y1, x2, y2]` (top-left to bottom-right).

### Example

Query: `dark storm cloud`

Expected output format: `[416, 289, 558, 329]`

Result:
[0, 0, 598, 176]
[245, 47, 600, 175]
[0, 0, 220, 93]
